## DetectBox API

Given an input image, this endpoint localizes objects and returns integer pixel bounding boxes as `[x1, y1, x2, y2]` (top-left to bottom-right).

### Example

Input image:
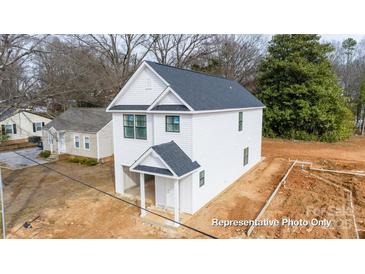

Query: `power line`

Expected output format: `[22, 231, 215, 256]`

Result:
[13, 151, 218, 239]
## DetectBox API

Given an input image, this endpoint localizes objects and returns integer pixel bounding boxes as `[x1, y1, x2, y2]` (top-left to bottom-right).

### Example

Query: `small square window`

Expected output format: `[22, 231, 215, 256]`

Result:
[5, 124, 13, 134]
[35, 122, 43, 131]
[199, 170, 205, 187]
[166, 116, 180, 133]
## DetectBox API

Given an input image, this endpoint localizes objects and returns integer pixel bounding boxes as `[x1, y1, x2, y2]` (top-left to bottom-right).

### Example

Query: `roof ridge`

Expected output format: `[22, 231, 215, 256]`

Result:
[146, 60, 233, 82]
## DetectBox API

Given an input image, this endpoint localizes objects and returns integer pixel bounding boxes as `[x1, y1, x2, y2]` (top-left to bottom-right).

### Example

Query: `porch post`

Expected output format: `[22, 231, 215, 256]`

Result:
[140, 173, 146, 217]
[174, 179, 180, 226]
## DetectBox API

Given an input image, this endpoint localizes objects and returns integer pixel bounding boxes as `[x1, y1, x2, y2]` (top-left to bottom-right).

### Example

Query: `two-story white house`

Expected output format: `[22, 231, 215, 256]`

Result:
[107, 61, 264, 224]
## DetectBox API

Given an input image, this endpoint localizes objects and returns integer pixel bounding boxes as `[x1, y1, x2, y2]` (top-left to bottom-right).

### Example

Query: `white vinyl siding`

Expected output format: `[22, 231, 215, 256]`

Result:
[97, 121, 114, 159]
[115, 66, 167, 105]
[191, 109, 262, 212]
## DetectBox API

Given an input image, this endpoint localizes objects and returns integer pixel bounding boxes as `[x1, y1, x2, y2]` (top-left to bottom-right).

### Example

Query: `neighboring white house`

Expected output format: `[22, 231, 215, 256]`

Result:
[42, 108, 113, 161]
[0, 108, 52, 142]
[107, 61, 264, 224]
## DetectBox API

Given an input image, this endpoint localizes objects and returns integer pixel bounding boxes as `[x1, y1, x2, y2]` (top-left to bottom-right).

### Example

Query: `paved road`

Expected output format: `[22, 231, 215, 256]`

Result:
[0, 147, 51, 169]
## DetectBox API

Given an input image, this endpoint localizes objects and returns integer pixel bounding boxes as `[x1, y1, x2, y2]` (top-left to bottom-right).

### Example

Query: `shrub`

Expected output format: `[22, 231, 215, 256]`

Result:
[39, 150, 51, 158]
[68, 156, 98, 166]
[0, 134, 10, 143]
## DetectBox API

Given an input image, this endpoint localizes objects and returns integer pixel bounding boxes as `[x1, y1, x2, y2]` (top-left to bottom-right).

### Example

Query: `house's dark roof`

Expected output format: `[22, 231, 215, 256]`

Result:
[145, 61, 264, 111]
[0, 107, 53, 122]
[44, 108, 112, 133]
[151, 141, 200, 177]
[151, 105, 189, 111]
[109, 105, 149, 111]
[134, 165, 173, 176]
[0, 107, 17, 121]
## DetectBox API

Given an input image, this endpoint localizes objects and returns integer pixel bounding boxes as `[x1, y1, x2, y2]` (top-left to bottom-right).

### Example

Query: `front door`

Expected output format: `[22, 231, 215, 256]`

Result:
[59, 132, 66, 153]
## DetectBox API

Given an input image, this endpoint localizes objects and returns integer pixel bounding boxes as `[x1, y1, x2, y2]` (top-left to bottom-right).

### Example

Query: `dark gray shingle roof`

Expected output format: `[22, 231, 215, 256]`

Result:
[151, 105, 189, 111]
[152, 141, 200, 177]
[134, 165, 173, 176]
[146, 61, 264, 111]
[110, 105, 149, 111]
[0, 108, 53, 122]
[0, 107, 17, 121]
[44, 108, 112, 133]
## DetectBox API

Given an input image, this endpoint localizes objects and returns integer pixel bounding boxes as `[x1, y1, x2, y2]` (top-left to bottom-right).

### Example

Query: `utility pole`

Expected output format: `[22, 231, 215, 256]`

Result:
[0, 168, 5, 239]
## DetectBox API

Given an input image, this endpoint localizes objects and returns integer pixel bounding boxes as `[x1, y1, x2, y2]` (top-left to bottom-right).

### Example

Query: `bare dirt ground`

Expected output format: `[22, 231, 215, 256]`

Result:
[1, 161, 201, 239]
[186, 136, 365, 239]
[262, 135, 365, 163]
[2, 136, 365, 239]
[186, 157, 291, 238]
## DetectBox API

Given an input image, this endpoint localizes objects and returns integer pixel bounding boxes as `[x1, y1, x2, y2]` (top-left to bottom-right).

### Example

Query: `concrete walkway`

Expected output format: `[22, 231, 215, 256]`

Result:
[0, 147, 52, 170]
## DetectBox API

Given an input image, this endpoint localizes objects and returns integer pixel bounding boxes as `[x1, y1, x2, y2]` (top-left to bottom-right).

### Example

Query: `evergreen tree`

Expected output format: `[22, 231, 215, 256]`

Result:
[257, 34, 354, 142]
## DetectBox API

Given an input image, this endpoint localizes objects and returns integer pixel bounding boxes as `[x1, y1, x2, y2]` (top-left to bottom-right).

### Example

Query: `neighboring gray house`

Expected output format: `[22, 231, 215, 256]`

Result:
[42, 108, 113, 161]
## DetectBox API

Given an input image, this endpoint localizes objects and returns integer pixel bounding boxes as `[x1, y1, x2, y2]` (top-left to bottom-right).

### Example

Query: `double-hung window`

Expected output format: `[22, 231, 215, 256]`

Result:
[84, 136, 90, 150]
[33, 122, 44, 132]
[166, 116, 180, 133]
[74, 135, 80, 149]
[243, 147, 249, 166]
[123, 114, 135, 139]
[135, 115, 147, 139]
[238, 112, 243, 131]
[123, 114, 147, 140]
[5, 124, 13, 134]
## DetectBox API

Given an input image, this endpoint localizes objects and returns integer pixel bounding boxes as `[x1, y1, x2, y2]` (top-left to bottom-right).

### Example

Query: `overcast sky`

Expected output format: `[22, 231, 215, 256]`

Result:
[320, 34, 365, 42]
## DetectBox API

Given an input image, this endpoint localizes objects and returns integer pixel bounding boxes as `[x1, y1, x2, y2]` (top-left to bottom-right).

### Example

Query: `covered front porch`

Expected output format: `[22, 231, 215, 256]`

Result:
[136, 172, 181, 225]
[127, 141, 201, 226]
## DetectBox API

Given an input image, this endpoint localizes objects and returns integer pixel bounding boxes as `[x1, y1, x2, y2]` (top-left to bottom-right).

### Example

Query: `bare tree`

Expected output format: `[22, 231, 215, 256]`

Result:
[214, 35, 267, 88]
[329, 37, 365, 130]
[74, 34, 155, 90]
[0, 34, 47, 107]
[149, 34, 214, 68]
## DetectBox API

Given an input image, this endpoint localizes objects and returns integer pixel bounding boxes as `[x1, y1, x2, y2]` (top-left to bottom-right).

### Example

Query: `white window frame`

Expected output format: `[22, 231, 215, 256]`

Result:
[84, 136, 90, 150]
[74, 135, 80, 149]
[35, 122, 43, 132]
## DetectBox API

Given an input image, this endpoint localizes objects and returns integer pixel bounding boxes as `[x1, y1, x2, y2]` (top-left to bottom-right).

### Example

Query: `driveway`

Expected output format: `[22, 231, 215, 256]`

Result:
[0, 147, 52, 170]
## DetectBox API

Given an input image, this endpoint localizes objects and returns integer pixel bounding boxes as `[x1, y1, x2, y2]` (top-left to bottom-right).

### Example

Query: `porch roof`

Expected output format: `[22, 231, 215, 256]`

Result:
[130, 141, 200, 178]
[134, 165, 173, 176]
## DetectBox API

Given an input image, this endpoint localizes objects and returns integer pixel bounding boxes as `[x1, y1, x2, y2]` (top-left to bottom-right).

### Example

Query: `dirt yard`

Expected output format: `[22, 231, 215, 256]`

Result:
[2, 136, 365, 239]
[262, 135, 365, 163]
[186, 136, 365, 239]
[1, 161, 202, 239]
